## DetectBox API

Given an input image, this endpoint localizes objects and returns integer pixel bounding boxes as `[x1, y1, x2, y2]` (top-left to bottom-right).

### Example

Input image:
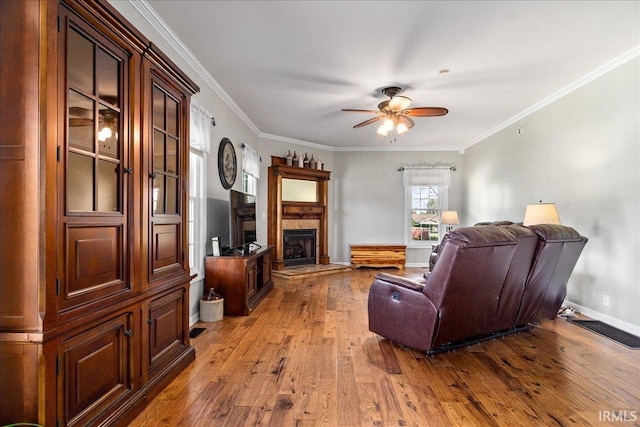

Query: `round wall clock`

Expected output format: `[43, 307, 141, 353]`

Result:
[217, 137, 237, 189]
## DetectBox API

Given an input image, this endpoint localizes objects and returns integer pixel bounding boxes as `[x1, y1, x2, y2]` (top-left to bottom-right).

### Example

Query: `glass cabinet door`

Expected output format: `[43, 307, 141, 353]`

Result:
[67, 27, 121, 213]
[61, 19, 130, 311]
[148, 75, 187, 281]
[152, 85, 180, 215]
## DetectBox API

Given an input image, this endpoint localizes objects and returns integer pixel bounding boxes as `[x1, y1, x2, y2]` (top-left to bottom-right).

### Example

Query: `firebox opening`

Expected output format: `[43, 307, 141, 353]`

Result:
[283, 229, 317, 267]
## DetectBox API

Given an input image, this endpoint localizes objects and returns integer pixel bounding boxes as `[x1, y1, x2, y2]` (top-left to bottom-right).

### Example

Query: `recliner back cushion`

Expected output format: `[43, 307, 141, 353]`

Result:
[491, 224, 539, 330]
[424, 226, 518, 346]
[515, 224, 588, 325]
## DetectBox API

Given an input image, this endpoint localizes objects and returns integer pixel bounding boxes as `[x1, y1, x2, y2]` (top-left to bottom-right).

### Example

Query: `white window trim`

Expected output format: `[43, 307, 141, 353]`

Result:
[189, 98, 212, 282]
[189, 148, 206, 281]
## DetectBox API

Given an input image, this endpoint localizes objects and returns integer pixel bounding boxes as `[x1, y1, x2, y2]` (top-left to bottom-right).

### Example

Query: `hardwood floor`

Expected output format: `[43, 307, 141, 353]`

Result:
[129, 268, 640, 426]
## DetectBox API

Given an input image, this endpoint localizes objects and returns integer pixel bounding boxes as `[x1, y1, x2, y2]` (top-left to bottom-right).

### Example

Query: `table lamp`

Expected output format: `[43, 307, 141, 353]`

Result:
[441, 210, 459, 233]
[523, 203, 561, 226]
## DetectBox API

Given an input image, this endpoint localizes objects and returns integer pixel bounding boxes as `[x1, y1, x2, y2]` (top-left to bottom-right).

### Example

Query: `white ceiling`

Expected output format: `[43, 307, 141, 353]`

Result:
[143, 1, 639, 151]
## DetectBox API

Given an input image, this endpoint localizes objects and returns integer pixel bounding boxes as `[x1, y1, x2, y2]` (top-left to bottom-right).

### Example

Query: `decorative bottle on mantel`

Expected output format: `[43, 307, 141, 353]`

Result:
[303, 153, 309, 168]
[292, 151, 298, 167]
[309, 155, 316, 169]
[286, 150, 292, 166]
[316, 157, 322, 170]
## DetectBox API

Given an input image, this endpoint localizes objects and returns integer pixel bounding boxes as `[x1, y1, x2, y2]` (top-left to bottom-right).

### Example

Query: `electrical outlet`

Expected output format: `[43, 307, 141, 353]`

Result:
[603, 295, 610, 307]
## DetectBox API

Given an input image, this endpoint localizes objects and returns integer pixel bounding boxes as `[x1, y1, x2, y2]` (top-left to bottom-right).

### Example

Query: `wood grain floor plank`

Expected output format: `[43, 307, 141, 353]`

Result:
[337, 355, 361, 426]
[354, 381, 383, 427]
[128, 268, 640, 427]
[316, 379, 338, 426]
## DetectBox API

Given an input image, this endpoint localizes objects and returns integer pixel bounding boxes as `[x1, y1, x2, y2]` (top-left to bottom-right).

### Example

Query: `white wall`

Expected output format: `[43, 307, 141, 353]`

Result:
[332, 150, 464, 265]
[464, 57, 640, 332]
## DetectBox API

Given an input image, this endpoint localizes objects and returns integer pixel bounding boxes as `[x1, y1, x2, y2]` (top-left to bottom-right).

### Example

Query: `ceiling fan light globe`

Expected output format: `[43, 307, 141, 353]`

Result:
[383, 118, 394, 132]
[389, 95, 412, 111]
[396, 122, 408, 134]
[377, 125, 388, 136]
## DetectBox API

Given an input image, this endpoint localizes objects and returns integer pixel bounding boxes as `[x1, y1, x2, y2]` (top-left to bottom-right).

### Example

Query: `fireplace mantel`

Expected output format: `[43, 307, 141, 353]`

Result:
[268, 156, 331, 270]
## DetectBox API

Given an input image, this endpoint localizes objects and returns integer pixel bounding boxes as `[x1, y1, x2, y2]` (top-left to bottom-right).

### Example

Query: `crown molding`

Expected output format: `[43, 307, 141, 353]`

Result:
[128, 0, 261, 136]
[258, 133, 461, 153]
[332, 145, 461, 153]
[258, 133, 335, 151]
[462, 45, 640, 151]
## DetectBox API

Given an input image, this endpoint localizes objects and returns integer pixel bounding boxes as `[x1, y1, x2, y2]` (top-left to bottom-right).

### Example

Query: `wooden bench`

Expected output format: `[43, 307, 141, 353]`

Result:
[350, 244, 406, 270]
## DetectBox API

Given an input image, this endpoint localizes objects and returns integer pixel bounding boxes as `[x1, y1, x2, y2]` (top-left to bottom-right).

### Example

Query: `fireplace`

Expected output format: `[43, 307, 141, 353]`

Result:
[268, 157, 331, 270]
[283, 229, 316, 267]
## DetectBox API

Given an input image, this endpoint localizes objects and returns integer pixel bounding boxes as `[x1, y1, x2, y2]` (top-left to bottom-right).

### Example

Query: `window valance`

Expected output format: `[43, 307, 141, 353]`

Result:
[242, 143, 260, 179]
[190, 98, 213, 153]
[402, 167, 450, 187]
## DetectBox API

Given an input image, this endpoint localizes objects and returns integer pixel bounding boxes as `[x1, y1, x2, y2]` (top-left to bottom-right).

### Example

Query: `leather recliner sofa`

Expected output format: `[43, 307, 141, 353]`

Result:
[367, 224, 587, 354]
[429, 220, 516, 270]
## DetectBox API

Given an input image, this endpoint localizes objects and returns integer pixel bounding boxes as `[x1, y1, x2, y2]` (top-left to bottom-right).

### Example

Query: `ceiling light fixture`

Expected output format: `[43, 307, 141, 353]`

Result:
[377, 116, 408, 137]
[342, 86, 448, 142]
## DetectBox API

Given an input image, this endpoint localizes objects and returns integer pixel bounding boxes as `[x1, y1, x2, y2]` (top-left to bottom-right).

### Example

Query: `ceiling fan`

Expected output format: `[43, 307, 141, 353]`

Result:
[342, 86, 448, 136]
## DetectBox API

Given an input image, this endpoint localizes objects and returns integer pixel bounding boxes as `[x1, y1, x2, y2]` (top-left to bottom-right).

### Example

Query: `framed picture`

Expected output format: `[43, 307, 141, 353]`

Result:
[211, 237, 220, 256]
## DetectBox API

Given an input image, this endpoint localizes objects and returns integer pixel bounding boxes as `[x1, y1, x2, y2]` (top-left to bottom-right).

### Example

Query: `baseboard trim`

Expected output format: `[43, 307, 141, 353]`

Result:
[190, 313, 200, 326]
[564, 300, 640, 337]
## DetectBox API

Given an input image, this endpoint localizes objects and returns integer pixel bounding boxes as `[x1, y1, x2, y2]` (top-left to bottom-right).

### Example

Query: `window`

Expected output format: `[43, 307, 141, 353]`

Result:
[188, 99, 212, 281]
[410, 185, 441, 243]
[242, 143, 260, 196]
[188, 149, 205, 278]
[242, 172, 257, 196]
[403, 167, 451, 246]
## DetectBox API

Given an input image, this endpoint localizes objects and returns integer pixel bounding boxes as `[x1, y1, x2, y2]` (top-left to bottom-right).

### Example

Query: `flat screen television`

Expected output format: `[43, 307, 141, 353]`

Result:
[207, 197, 230, 254]
[207, 190, 257, 256]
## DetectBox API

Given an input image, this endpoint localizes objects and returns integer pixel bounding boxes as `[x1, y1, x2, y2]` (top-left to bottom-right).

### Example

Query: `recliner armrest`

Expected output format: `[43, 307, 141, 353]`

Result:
[375, 273, 425, 291]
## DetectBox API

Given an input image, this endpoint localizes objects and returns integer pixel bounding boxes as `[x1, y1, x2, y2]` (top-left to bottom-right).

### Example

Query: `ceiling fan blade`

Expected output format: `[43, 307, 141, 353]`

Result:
[403, 107, 449, 117]
[353, 116, 384, 128]
[398, 115, 415, 129]
[341, 108, 380, 113]
[389, 95, 412, 111]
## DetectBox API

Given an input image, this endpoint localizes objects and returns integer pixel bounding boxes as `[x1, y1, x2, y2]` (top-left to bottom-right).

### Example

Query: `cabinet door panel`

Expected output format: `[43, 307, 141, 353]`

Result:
[148, 289, 186, 376]
[263, 250, 272, 284]
[246, 259, 257, 299]
[60, 313, 133, 427]
[152, 223, 180, 274]
[62, 224, 125, 309]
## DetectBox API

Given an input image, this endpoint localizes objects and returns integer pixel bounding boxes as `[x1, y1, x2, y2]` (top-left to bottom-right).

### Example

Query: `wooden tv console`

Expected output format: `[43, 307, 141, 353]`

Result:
[205, 246, 274, 316]
[350, 244, 407, 269]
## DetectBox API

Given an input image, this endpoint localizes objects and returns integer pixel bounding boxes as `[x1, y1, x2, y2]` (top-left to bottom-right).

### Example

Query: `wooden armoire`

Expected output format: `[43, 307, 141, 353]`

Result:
[0, 1, 199, 425]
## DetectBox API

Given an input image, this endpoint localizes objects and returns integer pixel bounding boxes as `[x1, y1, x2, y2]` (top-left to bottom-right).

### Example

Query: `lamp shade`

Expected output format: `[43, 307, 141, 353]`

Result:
[523, 203, 561, 226]
[440, 210, 459, 225]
